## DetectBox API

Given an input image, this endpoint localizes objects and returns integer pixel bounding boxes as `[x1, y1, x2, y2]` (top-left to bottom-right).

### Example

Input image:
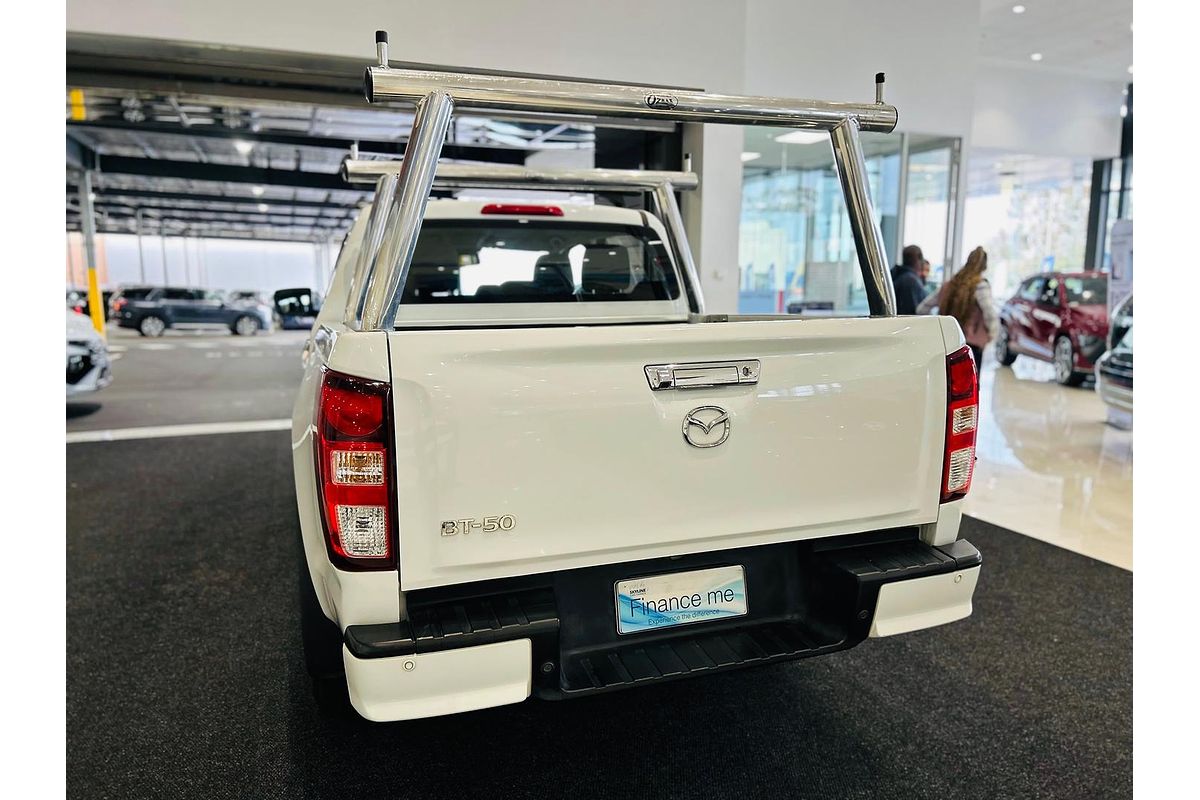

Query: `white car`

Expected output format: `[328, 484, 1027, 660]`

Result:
[291, 60, 982, 723]
[1095, 295, 1132, 425]
[66, 310, 112, 396]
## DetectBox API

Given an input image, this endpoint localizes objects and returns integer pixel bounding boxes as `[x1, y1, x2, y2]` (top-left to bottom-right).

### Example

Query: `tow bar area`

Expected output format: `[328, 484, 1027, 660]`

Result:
[343, 536, 982, 706]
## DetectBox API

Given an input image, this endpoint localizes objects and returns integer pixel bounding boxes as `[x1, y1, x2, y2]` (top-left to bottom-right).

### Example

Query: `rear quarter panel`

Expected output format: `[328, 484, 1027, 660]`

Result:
[291, 210, 400, 629]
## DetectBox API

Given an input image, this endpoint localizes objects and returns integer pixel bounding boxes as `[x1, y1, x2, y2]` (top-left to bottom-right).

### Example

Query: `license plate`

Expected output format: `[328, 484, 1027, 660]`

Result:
[615, 565, 747, 635]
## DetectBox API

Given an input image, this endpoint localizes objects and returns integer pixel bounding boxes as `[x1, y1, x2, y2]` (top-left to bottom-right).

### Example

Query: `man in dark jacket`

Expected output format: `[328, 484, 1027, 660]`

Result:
[891, 244, 926, 315]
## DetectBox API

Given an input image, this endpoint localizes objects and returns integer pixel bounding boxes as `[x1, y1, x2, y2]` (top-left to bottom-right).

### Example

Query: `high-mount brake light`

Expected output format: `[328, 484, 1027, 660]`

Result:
[315, 370, 395, 570]
[480, 203, 564, 217]
[940, 346, 979, 502]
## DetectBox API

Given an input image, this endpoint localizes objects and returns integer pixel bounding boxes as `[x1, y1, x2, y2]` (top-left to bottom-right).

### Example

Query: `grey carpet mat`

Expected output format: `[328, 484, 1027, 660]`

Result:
[67, 432, 1132, 799]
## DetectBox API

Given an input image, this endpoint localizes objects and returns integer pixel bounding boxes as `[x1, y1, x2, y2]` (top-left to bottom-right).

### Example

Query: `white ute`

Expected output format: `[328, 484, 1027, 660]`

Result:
[292, 49, 983, 722]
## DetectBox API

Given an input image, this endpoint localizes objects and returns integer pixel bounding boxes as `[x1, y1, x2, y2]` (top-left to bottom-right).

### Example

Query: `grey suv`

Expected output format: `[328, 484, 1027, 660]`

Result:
[112, 286, 274, 337]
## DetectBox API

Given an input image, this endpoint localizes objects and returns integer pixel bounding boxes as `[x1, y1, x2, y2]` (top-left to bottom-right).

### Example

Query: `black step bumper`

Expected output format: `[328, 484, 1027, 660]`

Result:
[344, 534, 981, 698]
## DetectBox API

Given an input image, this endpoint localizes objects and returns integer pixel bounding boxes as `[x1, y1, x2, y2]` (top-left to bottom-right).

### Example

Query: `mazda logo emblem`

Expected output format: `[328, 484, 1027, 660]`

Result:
[683, 406, 730, 448]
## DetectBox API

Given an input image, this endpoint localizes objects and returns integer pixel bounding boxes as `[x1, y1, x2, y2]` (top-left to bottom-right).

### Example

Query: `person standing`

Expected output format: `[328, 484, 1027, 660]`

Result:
[917, 246, 999, 366]
[890, 244, 926, 315]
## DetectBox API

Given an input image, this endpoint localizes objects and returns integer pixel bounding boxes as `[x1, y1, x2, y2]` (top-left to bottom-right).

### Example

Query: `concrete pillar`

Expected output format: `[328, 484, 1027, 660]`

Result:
[947, 135, 970, 276]
[679, 123, 744, 314]
[135, 209, 146, 283]
[160, 234, 169, 284]
[78, 171, 105, 335]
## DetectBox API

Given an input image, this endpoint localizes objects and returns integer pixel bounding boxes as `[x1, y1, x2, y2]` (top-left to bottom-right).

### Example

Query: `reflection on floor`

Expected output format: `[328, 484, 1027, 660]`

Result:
[964, 355, 1133, 570]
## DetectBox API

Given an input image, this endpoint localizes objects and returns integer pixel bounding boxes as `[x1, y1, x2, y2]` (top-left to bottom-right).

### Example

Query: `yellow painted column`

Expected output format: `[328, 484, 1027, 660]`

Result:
[78, 170, 106, 337]
[69, 88, 87, 122]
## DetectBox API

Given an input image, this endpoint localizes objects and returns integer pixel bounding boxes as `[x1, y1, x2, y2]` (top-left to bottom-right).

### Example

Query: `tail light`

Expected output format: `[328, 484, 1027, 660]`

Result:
[112, 298, 127, 312]
[940, 345, 979, 502]
[480, 203, 564, 217]
[315, 370, 396, 570]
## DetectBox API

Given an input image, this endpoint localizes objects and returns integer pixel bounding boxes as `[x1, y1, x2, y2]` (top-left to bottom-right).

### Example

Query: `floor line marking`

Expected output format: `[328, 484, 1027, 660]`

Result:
[66, 418, 292, 444]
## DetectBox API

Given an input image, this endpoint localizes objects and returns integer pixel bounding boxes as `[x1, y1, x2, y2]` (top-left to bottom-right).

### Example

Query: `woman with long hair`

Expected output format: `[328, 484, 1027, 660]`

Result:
[917, 246, 999, 365]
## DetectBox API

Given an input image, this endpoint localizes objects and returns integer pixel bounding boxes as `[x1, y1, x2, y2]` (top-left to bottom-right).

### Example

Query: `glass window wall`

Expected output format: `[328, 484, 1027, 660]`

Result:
[903, 137, 957, 290]
[738, 128, 960, 315]
[962, 150, 1094, 303]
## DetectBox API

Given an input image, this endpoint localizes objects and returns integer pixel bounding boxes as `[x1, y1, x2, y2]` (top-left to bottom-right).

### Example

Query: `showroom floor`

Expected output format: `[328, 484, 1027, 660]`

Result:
[966, 355, 1133, 570]
[66, 329, 1132, 798]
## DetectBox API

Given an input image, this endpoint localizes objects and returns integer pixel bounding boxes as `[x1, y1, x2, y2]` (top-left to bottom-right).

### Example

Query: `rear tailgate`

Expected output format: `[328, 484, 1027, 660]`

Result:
[388, 316, 950, 590]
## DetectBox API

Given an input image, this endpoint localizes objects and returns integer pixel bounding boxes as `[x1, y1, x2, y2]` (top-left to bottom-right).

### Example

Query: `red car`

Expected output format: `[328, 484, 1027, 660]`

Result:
[995, 271, 1109, 386]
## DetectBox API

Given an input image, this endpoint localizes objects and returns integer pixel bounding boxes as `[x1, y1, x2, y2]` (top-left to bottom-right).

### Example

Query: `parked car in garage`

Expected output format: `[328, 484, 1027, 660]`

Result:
[293, 156, 982, 720]
[994, 271, 1109, 386]
[66, 309, 112, 396]
[1096, 294, 1133, 417]
[273, 287, 323, 329]
[67, 288, 115, 321]
[112, 286, 274, 337]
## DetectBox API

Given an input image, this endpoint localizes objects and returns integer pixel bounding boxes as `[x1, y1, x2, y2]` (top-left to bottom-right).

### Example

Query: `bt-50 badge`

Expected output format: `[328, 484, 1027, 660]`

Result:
[441, 515, 517, 536]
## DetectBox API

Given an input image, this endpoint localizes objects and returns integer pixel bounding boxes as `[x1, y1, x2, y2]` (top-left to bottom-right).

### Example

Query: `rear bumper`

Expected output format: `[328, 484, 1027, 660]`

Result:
[869, 562, 980, 636]
[342, 535, 982, 721]
[344, 640, 532, 722]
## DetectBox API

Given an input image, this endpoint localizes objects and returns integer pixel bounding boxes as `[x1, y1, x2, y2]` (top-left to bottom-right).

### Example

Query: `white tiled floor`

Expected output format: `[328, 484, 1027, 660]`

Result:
[964, 354, 1133, 570]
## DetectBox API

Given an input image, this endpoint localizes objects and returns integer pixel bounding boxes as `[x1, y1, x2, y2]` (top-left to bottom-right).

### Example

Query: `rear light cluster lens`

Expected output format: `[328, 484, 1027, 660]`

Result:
[951, 406, 977, 435]
[332, 448, 384, 485]
[941, 346, 979, 502]
[315, 371, 395, 569]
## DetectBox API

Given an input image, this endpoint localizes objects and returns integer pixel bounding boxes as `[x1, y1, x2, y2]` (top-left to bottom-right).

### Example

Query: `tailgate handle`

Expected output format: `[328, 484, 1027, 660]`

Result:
[645, 360, 760, 390]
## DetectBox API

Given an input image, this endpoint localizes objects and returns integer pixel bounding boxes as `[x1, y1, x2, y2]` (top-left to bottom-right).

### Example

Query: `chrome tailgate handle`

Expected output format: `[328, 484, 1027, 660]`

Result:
[645, 360, 760, 390]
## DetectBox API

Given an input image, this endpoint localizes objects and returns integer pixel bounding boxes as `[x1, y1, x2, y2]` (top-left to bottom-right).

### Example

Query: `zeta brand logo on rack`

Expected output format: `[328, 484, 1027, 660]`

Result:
[644, 93, 678, 110]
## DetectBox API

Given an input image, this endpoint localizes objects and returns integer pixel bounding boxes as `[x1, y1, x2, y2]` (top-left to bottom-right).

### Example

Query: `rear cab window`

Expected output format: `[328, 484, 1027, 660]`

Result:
[404, 221, 679, 304]
[391, 202, 690, 327]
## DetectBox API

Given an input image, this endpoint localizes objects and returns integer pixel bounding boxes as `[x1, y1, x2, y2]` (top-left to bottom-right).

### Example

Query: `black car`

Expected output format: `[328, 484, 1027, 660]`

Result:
[112, 286, 274, 337]
[273, 287, 323, 330]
